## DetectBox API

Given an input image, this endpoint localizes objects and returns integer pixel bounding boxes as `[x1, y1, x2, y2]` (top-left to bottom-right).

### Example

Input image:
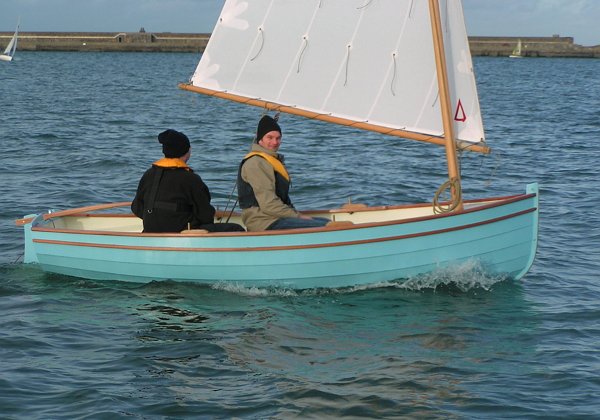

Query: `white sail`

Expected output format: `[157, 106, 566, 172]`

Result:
[190, 0, 485, 146]
[510, 39, 522, 57]
[2, 35, 16, 55]
[1, 23, 19, 61]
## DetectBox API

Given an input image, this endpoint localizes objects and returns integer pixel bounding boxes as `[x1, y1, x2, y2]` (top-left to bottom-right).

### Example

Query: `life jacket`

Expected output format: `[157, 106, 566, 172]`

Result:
[237, 152, 292, 209]
[144, 159, 193, 216]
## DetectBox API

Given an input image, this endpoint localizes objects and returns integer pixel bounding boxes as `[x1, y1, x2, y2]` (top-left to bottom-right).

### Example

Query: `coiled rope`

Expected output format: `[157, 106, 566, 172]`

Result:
[433, 177, 462, 214]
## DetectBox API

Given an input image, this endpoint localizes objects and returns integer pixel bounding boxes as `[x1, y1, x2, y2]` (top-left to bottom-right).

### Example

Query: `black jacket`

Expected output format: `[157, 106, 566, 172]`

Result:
[131, 159, 215, 233]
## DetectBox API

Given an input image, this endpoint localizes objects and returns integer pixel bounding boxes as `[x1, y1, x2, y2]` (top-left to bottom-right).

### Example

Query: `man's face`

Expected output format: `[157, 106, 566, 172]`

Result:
[258, 131, 282, 152]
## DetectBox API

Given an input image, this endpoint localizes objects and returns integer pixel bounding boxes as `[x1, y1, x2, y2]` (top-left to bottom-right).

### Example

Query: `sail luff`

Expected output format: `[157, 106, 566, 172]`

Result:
[179, 82, 489, 154]
[429, 0, 463, 210]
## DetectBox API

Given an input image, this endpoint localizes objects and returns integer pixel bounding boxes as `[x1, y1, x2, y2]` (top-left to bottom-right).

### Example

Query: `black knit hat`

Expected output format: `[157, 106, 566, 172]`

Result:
[256, 115, 281, 143]
[158, 129, 190, 158]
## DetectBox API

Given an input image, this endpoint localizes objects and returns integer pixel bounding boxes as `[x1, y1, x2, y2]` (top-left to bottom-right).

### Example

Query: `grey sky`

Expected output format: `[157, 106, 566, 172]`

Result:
[1, 0, 599, 46]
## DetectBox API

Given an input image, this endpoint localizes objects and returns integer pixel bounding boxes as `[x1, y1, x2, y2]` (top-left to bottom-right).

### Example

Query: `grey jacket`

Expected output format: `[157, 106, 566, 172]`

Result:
[238, 144, 298, 231]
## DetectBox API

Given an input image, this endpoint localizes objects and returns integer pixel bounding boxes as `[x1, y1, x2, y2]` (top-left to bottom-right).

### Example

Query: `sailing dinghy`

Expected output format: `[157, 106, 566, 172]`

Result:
[0, 22, 19, 62]
[510, 39, 523, 58]
[17, 0, 539, 289]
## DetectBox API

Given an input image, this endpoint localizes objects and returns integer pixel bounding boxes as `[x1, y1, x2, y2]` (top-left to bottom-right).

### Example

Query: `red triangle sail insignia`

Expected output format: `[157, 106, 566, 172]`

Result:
[454, 99, 467, 122]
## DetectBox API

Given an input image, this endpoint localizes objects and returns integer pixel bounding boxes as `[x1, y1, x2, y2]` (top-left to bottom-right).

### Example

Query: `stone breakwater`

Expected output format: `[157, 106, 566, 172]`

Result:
[0, 32, 210, 53]
[0, 31, 599, 57]
[469, 36, 600, 58]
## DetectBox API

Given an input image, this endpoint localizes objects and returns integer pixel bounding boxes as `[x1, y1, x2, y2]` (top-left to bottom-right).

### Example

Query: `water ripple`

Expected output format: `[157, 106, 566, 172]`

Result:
[1, 53, 599, 418]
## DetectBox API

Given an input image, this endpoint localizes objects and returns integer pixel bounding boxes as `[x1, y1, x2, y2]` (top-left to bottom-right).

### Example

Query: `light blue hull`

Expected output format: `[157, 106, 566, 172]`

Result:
[21, 184, 539, 289]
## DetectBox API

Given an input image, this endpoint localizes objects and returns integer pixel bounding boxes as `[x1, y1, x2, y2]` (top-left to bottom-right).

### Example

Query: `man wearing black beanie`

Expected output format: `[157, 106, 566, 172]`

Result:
[237, 115, 329, 231]
[132, 129, 244, 233]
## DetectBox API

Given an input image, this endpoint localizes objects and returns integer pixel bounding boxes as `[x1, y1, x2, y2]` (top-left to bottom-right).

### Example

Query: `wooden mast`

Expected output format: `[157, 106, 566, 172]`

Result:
[429, 0, 464, 211]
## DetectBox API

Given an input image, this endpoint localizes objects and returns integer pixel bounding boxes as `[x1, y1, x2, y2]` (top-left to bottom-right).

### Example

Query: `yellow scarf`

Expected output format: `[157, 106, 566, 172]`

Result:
[153, 158, 191, 170]
[244, 152, 290, 181]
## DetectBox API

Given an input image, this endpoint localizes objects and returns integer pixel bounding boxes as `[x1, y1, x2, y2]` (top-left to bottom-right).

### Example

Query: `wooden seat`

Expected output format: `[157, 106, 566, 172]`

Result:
[180, 229, 210, 234]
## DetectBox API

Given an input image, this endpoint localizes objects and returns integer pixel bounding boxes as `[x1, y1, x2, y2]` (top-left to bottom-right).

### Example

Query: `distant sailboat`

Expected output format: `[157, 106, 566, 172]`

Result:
[509, 39, 523, 58]
[0, 22, 19, 62]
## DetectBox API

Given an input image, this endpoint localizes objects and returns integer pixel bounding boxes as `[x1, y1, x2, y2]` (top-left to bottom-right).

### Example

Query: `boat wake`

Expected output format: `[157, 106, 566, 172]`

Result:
[211, 260, 508, 297]
[397, 260, 508, 292]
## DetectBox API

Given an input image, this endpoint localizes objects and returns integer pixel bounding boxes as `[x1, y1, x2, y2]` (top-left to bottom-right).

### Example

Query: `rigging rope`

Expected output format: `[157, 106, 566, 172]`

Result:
[477, 147, 500, 187]
[433, 177, 462, 214]
[223, 181, 239, 224]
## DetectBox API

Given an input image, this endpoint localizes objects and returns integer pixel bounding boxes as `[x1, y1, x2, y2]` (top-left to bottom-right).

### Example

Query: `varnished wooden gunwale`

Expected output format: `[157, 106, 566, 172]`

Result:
[29, 193, 536, 238]
[32, 207, 536, 253]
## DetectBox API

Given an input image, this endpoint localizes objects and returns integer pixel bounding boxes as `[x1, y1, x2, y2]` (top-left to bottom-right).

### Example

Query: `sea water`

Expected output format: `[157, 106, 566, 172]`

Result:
[0, 52, 599, 418]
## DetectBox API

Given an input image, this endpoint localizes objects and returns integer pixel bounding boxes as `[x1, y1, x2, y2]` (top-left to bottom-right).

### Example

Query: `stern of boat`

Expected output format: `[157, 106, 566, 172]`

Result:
[19, 213, 42, 264]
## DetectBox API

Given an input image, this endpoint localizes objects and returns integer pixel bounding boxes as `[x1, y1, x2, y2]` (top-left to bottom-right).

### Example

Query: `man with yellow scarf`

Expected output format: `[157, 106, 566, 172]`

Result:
[237, 116, 329, 232]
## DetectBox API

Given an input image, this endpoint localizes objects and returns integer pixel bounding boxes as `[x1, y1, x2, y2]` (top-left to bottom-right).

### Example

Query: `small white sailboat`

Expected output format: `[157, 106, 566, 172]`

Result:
[17, 0, 539, 289]
[0, 22, 19, 62]
[510, 39, 523, 58]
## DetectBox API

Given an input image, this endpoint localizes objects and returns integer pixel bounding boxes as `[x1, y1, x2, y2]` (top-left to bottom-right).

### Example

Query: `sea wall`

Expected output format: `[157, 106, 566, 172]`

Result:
[0, 31, 210, 53]
[469, 35, 600, 58]
[1, 31, 599, 57]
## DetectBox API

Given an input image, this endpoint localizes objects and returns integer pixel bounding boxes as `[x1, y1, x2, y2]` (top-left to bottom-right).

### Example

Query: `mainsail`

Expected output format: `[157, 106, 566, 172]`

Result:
[1, 22, 18, 61]
[184, 0, 487, 153]
[511, 39, 523, 57]
[3, 34, 16, 56]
